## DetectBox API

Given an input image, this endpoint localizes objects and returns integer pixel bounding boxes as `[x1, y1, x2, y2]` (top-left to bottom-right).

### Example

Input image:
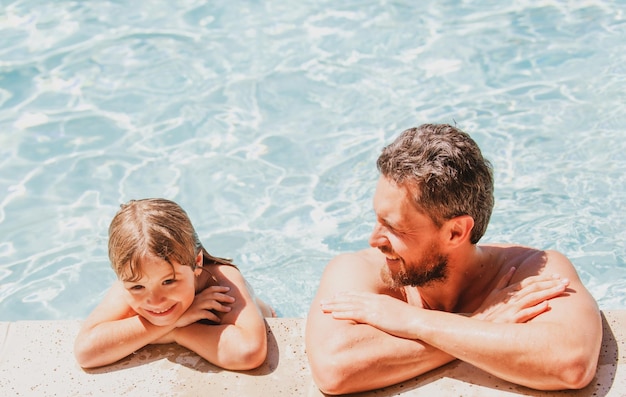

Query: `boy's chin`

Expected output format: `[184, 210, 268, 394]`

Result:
[142, 315, 176, 327]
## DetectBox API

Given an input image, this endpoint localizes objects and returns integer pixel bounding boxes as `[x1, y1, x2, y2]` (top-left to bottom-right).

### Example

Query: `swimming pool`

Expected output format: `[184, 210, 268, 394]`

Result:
[1, 0, 625, 320]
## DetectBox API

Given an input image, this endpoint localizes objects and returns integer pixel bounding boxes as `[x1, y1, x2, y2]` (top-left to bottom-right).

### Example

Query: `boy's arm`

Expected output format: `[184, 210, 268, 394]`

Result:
[74, 282, 177, 368]
[172, 265, 268, 370]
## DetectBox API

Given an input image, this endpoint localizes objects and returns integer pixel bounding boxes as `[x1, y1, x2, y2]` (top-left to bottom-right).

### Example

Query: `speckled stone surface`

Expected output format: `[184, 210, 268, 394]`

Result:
[0, 313, 624, 396]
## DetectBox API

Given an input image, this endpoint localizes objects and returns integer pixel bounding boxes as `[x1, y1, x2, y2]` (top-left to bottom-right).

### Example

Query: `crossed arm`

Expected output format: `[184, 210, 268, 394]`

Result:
[305, 250, 602, 395]
[74, 266, 267, 370]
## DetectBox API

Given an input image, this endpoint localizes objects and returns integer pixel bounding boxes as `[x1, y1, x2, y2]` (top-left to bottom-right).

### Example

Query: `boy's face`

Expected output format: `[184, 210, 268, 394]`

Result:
[121, 254, 197, 326]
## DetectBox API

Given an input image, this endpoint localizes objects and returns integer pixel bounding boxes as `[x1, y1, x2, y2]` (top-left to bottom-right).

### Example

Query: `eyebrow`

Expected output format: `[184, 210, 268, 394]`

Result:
[121, 270, 183, 284]
[373, 198, 401, 231]
[377, 213, 401, 231]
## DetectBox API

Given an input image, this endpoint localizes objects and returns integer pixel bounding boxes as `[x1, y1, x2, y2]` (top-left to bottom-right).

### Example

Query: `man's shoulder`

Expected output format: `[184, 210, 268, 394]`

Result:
[326, 248, 383, 270]
[320, 248, 386, 290]
[481, 243, 554, 260]
[480, 243, 574, 277]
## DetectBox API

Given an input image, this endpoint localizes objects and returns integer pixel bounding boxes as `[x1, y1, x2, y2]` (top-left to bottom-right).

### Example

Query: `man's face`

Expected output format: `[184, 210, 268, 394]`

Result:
[369, 175, 448, 288]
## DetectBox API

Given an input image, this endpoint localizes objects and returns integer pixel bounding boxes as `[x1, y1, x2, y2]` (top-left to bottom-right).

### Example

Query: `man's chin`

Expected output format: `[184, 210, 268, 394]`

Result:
[385, 270, 446, 289]
[380, 266, 404, 290]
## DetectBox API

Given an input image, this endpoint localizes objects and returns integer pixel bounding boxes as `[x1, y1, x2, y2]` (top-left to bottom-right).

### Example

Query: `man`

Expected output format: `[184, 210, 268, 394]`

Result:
[305, 124, 602, 395]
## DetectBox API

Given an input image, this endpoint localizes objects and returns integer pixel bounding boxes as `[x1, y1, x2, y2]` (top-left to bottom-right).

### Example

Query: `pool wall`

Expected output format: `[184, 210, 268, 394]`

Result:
[1, 311, 624, 396]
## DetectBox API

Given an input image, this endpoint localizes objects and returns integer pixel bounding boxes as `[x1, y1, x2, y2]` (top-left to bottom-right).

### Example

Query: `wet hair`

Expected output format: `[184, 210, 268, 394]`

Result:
[376, 124, 494, 244]
[108, 198, 232, 282]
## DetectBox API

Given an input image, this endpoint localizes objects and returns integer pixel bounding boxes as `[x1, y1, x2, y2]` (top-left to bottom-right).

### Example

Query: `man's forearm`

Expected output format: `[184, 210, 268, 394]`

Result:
[307, 322, 455, 395]
[410, 310, 598, 389]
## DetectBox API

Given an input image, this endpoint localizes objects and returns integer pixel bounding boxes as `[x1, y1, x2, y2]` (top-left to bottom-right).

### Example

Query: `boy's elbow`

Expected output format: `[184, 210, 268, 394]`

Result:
[73, 331, 115, 369]
[74, 350, 91, 368]
[73, 340, 100, 369]
[76, 356, 102, 369]
[219, 337, 267, 370]
[74, 337, 90, 367]
[237, 340, 267, 370]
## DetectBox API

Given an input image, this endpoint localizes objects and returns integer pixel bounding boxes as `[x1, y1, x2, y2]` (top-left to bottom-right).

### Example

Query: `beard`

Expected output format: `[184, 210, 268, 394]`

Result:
[381, 250, 448, 289]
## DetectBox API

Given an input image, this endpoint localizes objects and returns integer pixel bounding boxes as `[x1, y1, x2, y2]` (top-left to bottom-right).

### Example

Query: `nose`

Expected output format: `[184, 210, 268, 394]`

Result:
[146, 288, 165, 305]
[369, 222, 387, 248]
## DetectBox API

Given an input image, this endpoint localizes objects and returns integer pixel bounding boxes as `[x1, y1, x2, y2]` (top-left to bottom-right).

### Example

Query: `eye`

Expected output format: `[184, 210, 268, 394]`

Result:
[163, 279, 175, 286]
[382, 223, 397, 235]
[390, 227, 404, 236]
[378, 219, 395, 233]
[128, 285, 144, 291]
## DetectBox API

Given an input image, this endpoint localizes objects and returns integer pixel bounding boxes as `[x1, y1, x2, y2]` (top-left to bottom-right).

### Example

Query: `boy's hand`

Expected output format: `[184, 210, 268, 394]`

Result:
[175, 286, 235, 328]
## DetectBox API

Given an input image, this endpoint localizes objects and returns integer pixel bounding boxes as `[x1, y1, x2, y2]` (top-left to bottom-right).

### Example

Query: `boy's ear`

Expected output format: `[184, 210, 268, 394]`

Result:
[194, 252, 203, 276]
[444, 215, 474, 247]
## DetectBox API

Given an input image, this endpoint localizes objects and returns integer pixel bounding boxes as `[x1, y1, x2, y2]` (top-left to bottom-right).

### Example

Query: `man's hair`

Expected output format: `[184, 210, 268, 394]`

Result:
[376, 124, 494, 244]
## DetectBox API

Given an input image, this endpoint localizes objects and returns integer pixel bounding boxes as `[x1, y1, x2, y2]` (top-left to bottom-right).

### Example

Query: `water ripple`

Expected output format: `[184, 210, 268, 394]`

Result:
[1, 0, 625, 319]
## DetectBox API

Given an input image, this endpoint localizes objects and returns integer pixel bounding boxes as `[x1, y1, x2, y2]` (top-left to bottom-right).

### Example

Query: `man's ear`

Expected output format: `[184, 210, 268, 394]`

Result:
[444, 215, 474, 247]
[194, 251, 203, 276]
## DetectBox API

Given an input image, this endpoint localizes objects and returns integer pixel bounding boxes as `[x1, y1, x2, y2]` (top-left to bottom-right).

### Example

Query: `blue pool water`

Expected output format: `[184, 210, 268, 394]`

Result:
[1, 1, 625, 320]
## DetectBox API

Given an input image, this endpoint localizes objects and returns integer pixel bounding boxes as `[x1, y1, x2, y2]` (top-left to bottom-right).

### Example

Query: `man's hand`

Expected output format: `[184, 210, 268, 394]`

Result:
[319, 266, 571, 340]
[472, 267, 569, 323]
[320, 292, 418, 339]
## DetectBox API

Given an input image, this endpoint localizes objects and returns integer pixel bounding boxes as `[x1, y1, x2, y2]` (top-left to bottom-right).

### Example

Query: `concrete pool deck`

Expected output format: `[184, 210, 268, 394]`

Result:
[0, 311, 624, 396]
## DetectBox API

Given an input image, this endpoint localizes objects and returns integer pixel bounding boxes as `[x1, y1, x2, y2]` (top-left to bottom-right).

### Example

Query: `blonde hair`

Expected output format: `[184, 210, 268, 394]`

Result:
[108, 198, 232, 281]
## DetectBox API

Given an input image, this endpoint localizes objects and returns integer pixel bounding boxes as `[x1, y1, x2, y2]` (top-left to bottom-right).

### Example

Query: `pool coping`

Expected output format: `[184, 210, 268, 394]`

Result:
[0, 310, 624, 396]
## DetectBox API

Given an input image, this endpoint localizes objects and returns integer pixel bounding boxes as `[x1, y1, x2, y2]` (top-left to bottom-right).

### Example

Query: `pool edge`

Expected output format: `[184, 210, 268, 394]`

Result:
[0, 311, 624, 396]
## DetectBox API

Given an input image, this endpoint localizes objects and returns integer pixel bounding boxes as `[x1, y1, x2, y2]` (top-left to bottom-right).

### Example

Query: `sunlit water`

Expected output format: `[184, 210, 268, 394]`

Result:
[1, 1, 625, 320]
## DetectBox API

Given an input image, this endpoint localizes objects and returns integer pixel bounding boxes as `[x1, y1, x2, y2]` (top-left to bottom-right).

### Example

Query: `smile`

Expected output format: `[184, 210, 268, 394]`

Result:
[384, 252, 401, 262]
[385, 256, 400, 267]
[146, 304, 176, 316]
[385, 256, 402, 269]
